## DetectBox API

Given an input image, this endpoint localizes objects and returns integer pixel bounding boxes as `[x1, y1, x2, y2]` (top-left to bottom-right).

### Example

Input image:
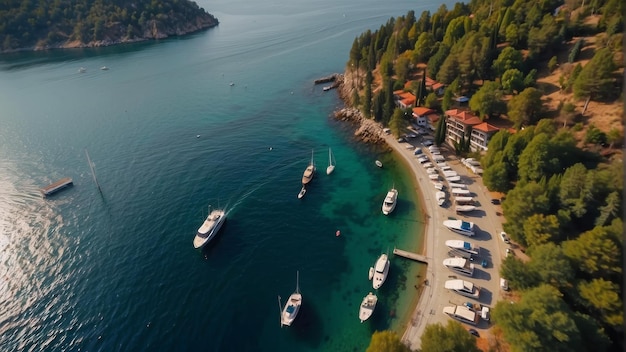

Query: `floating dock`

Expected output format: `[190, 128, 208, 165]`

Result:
[40, 177, 73, 197]
[393, 247, 429, 264]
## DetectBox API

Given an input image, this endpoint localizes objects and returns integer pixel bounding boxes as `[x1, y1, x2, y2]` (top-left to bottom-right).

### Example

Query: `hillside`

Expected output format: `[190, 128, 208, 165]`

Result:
[342, 0, 624, 350]
[0, 0, 218, 52]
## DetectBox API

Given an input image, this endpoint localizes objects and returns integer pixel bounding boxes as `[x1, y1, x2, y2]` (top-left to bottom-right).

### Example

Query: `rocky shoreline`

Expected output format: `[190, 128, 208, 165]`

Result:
[332, 70, 387, 146]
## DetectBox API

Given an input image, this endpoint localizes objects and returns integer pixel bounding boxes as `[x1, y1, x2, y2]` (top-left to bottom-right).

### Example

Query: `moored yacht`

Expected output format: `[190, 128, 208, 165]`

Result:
[443, 219, 475, 236]
[359, 292, 378, 322]
[372, 254, 390, 289]
[193, 208, 227, 249]
[302, 150, 315, 185]
[382, 188, 398, 215]
[280, 271, 302, 327]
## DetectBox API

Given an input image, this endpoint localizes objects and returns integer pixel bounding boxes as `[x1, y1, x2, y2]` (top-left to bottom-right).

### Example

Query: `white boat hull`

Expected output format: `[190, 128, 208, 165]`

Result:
[382, 189, 398, 215]
[281, 292, 302, 327]
[193, 210, 227, 249]
[373, 254, 390, 289]
[359, 292, 378, 322]
[298, 187, 306, 199]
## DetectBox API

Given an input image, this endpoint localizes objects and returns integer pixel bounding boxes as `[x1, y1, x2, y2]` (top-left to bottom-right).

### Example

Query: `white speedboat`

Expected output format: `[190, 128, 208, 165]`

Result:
[193, 208, 227, 249]
[443, 219, 475, 236]
[436, 191, 446, 206]
[455, 205, 476, 213]
[372, 254, 390, 289]
[280, 271, 302, 327]
[382, 188, 398, 215]
[375, 160, 383, 168]
[445, 279, 481, 299]
[445, 239, 480, 257]
[326, 147, 336, 175]
[100, 66, 109, 70]
[443, 257, 475, 277]
[302, 150, 315, 185]
[297, 187, 306, 199]
[359, 292, 378, 322]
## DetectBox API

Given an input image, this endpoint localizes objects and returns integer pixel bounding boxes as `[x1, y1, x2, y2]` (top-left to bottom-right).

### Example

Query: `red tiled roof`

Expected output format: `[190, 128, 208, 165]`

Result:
[445, 109, 482, 125]
[473, 122, 501, 133]
[412, 107, 435, 116]
[427, 113, 440, 123]
[432, 83, 445, 91]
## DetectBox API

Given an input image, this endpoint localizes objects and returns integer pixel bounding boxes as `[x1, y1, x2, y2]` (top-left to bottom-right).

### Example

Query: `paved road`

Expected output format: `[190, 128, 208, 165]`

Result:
[380, 133, 510, 350]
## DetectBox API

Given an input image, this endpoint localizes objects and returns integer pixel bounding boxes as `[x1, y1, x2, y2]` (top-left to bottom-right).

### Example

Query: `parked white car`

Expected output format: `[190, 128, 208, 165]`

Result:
[500, 231, 510, 244]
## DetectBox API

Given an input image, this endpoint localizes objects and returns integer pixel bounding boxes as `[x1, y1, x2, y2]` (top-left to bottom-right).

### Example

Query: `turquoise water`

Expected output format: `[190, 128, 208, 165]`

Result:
[0, 0, 449, 350]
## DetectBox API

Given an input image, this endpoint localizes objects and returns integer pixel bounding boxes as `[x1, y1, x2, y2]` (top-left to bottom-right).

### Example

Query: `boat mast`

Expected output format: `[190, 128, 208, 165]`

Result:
[295, 270, 300, 294]
[85, 149, 102, 193]
[277, 295, 283, 327]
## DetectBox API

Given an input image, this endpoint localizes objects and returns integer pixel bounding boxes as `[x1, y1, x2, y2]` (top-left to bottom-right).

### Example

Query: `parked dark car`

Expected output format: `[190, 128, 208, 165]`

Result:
[481, 259, 488, 268]
[468, 328, 480, 337]
[490, 198, 500, 205]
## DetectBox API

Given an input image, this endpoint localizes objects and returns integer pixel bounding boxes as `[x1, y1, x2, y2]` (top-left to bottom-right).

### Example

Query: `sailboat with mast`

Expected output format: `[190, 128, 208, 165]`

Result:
[279, 271, 302, 327]
[301, 150, 315, 185]
[85, 149, 102, 193]
[326, 147, 336, 175]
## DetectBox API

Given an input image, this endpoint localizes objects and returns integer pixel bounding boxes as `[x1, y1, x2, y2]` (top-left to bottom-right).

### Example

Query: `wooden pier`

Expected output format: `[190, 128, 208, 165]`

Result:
[393, 247, 429, 265]
[40, 177, 73, 197]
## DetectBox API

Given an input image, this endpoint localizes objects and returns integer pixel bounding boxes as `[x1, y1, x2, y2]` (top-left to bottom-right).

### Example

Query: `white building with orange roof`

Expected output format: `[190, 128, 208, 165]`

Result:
[393, 90, 417, 109]
[412, 106, 440, 131]
[470, 122, 501, 151]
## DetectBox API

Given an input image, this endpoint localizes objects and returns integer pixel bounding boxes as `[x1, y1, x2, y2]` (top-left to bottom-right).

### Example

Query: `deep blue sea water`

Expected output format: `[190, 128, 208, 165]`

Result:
[0, 0, 451, 350]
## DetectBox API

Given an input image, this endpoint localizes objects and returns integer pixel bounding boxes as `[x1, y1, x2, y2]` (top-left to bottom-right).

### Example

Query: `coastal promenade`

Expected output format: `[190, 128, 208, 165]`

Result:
[379, 132, 509, 350]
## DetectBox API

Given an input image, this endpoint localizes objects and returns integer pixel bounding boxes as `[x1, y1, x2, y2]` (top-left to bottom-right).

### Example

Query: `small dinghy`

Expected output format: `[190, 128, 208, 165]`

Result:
[368, 267, 374, 280]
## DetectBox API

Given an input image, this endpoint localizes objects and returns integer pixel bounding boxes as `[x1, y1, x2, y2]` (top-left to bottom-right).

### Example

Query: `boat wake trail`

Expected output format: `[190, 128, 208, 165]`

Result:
[224, 155, 304, 216]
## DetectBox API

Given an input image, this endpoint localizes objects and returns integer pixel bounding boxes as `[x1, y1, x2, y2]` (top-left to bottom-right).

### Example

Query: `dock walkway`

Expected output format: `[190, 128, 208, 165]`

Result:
[393, 247, 429, 265]
[40, 177, 73, 197]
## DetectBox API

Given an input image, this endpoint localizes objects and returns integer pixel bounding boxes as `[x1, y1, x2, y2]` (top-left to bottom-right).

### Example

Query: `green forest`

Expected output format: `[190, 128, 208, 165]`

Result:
[0, 0, 218, 51]
[345, 0, 623, 351]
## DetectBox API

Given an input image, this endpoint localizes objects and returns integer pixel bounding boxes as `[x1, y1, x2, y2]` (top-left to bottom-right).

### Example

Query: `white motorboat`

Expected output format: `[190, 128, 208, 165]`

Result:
[297, 186, 306, 199]
[193, 208, 227, 249]
[359, 292, 378, 322]
[368, 267, 374, 280]
[302, 150, 315, 185]
[433, 182, 445, 191]
[280, 271, 302, 327]
[445, 279, 481, 299]
[375, 160, 383, 168]
[372, 254, 390, 289]
[436, 191, 446, 206]
[326, 147, 336, 175]
[443, 305, 479, 325]
[100, 66, 109, 70]
[455, 205, 476, 213]
[443, 219, 475, 236]
[428, 174, 440, 181]
[446, 176, 461, 182]
[78, 67, 86, 73]
[443, 257, 475, 277]
[382, 188, 398, 215]
[445, 239, 480, 257]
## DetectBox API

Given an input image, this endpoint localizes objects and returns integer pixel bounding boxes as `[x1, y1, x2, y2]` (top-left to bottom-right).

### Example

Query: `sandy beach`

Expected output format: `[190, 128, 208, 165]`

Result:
[376, 129, 508, 350]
